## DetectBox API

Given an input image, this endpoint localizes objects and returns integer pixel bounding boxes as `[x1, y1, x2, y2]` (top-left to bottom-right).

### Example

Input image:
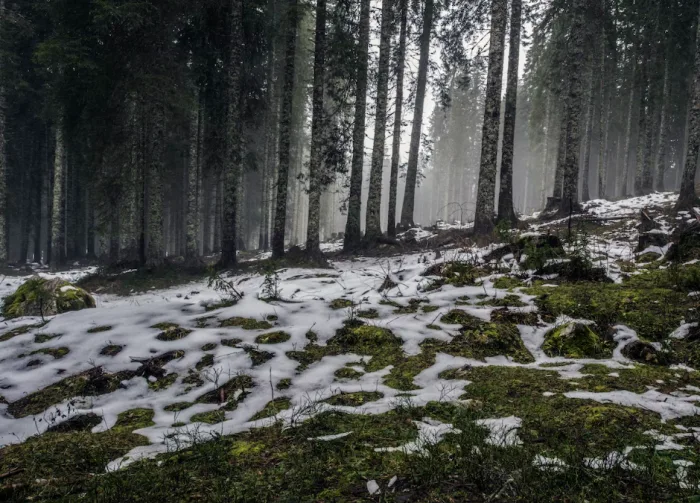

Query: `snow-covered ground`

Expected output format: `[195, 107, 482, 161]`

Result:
[0, 192, 698, 473]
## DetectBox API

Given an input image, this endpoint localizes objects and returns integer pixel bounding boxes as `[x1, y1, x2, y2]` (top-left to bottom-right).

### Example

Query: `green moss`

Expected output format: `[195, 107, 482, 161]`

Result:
[440, 309, 479, 325]
[255, 331, 291, 344]
[393, 299, 425, 314]
[205, 299, 238, 312]
[2, 278, 96, 319]
[34, 333, 61, 343]
[7, 368, 133, 418]
[266, 314, 279, 321]
[194, 316, 216, 328]
[493, 276, 525, 290]
[155, 325, 192, 341]
[0, 323, 45, 342]
[423, 262, 486, 289]
[334, 367, 364, 380]
[191, 409, 225, 424]
[477, 294, 528, 307]
[201, 343, 217, 351]
[29, 347, 69, 359]
[276, 378, 292, 390]
[329, 298, 354, 310]
[164, 402, 193, 412]
[219, 317, 273, 330]
[250, 398, 292, 421]
[114, 409, 155, 431]
[324, 391, 383, 407]
[100, 344, 123, 356]
[637, 252, 661, 263]
[357, 308, 379, 319]
[244, 347, 275, 366]
[195, 354, 214, 371]
[422, 305, 439, 313]
[542, 323, 613, 359]
[426, 324, 442, 330]
[87, 326, 112, 334]
[221, 338, 242, 347]
[490, 308, 539, 326]
[196, 375, 253, 405]
[148, 373, 178, 391]
[528, 280, 694, 340]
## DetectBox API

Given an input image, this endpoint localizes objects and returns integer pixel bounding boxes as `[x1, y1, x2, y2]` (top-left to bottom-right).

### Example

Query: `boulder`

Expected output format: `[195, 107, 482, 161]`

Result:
[2, 277, 96, 319]
[542, 322, 612, 359]
[621, 340, 661, 364]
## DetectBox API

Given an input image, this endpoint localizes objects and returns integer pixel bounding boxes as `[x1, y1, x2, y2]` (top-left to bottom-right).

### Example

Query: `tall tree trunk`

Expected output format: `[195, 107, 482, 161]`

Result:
[655, 52, 670, 192]
[399, 0, 434, 229]
[558, 0, 587, 214]
[634, 45, 649, 195]
[51, 118, 66, 269]
[552, 99, 567, 204]
[473, 0, 507, 234]
[581, 65, 596, 202]
[387, 0, 408, 237]
[343, 0, 371, 250]
[271, 0, 298, 258]
[497, 0, 522, 225]
[0, 0, 5, 267]
[186, 88, 201, 262]
[365, 0, 393, 241]
[597, 1, 611, 200]
[220, 0, 244, 267]
[305, 0, 327, 255]
[540, 95, 553, 208]
[620, 48, 637, 197]
[145, 105, 165, 267]
[677, 2, 700, 210]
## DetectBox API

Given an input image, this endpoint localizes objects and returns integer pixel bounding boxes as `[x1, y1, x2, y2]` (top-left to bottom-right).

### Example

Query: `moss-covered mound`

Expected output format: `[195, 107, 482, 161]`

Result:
[2, 277, 96, 319]
[542, 323, 613, 359]
[621, 340, 662, 364]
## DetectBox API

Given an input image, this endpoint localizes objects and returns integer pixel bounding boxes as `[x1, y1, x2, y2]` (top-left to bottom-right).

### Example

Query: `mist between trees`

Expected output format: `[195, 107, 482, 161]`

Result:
[1, 0, 699, 268]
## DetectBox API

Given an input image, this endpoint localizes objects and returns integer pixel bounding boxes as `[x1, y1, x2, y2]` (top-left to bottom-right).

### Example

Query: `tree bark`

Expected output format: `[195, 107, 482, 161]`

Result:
[186, 87, 201, 262]
[497, 0, 522, 225]
[558, 0, 587, 215]
[654, 43, 671, 192]
[272, 0, 298, 258]
[364, 0, 393, 241]
[387, 0, 408, 238]
[220, 0, 244, 267]
[620, 46, 637, 197]
[634, 44, 649, 196]
[145, 105, 165, 268]
[0, 0, 5, 267]
[473, 0, 507, 234]
[399, 0, 434, 229]
[305, 0, 327, 255]
[51, 117, 66, 269]
[343, 0, 371, 250]
[581, 65, 596, 202]
[597, 1, 611, 200]
[677, 2, 700, 210]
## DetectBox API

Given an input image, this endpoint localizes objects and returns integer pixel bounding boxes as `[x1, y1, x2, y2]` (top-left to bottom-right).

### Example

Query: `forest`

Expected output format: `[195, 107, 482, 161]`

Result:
[1, 0, 699, 269]
[6, 0, 700, 501]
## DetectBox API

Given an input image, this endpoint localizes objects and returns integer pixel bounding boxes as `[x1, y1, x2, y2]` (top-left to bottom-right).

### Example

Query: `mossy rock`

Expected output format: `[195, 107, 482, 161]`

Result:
[454, 319, 534, 363]
[195, 354, 214, 370]
[219, 317, 272, 330]
[46, 413, 103, 434]
[2, 277, 95, 319]
[621, 340, 662, 364]
[276, 378, 292, 390]
[542, 323, 613, 359]
[255, 331, 291, 344]
[221, 338, 242, 348]
[245, 347, 275, 366]
[201, 343, 217, 351]
[324, 391, 383, 407]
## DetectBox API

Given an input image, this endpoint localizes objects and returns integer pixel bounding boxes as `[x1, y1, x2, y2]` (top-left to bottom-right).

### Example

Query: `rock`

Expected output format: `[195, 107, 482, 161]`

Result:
[542, 323, 612, 359]
[638, 230, 668, 252]
[666, 220, 700, 262]
[621, 340, 660, 364]
[537, 258, 611, 282]
[2, 277, 96, 319]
